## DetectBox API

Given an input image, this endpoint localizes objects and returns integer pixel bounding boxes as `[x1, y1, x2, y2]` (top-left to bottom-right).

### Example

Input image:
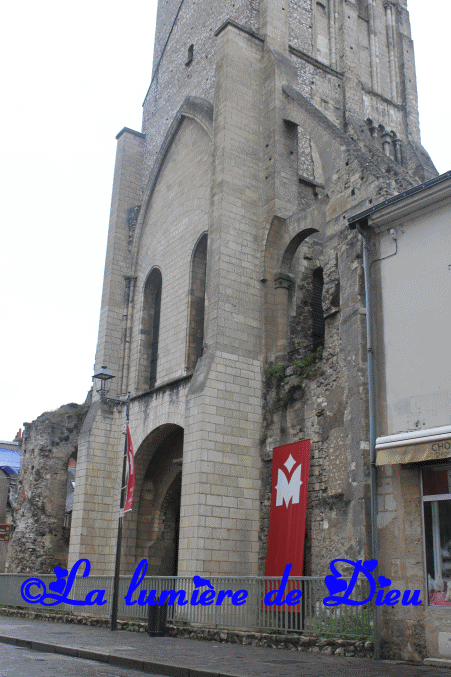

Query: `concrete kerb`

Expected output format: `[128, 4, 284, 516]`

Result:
[50, 642, 79, 657]
[0, 632, 231, 677]
[14, 637, 31, 648]
[0, 635, 16, 646]
[139, 665, 189, 677]
[423, 659, 451, 669]
[108, 654, 147, 671]
[76, 647, 110, 663]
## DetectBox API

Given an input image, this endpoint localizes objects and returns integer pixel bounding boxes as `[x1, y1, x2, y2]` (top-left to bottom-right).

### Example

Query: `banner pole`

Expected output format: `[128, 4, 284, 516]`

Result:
[110, 392, 130, 631]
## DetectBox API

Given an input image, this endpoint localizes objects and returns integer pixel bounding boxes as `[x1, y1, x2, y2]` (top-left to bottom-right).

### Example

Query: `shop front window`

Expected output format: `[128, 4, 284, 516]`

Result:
[422, 466, 451, 607]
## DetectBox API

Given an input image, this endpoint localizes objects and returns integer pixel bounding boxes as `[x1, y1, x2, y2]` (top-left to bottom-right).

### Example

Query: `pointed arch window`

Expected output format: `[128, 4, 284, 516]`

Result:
[186, 234, 207, 372]
[140, 268, 162, 391]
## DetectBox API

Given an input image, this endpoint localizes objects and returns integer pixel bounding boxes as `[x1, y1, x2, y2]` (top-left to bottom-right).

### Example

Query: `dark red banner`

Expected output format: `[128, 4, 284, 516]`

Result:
[124, 426, 135, 513]
[265, 439, 311, 576]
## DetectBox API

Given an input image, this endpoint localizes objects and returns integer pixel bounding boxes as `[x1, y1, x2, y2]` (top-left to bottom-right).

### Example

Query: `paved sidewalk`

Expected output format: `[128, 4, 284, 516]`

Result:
[0, 616, 448, 677]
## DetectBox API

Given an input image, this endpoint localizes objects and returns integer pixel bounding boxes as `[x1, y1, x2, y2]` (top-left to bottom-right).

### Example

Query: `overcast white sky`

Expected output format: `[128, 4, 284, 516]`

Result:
[1, 1, 450, 441]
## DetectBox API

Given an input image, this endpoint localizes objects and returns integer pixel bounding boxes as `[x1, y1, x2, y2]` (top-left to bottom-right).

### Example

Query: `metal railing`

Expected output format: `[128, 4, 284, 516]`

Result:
[0, 573, 373, 638]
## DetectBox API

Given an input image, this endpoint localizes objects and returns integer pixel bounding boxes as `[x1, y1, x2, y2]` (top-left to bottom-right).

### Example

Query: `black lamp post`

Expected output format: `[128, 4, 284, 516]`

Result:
[92, 366, 130, 631]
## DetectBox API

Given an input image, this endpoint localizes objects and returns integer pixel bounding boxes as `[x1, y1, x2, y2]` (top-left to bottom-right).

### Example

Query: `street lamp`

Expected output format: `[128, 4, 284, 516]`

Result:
[91, 365, 130, 631]
[92, 365, 115, 399]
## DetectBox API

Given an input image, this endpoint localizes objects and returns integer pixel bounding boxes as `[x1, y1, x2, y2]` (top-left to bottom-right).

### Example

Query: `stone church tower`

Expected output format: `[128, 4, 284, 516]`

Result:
[68, 0, 435, 578]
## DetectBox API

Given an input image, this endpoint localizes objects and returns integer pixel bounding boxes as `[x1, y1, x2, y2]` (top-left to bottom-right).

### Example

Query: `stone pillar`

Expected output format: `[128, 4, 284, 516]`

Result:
[94, 128, 144, 400]
[368, 0, 380, 92]
[68, 400, 124, 574]
[120, 275, 137, 393]
[381, 131, 393, 158]
[179, 23, 264, 576]
[384, 2, 398, 101]
[398, 4, 421, 144]
[393, 136, 403, 165]
[378, 464, 427, 660]
[329, 0, 338, 70]
[368, 119, 378, 140]
[260, 0, 289, 51]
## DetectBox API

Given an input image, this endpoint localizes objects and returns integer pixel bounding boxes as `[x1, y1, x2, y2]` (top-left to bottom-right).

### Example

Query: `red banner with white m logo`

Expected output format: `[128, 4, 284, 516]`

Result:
[265, 439, 311, 576]
[124, 426, 135, 513]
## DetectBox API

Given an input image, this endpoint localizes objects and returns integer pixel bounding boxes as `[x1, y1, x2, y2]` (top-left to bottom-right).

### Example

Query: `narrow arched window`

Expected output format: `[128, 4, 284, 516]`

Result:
[311, 267, 325, 352]
[140, 268, 162, 391]
[186, 234, 207, 371]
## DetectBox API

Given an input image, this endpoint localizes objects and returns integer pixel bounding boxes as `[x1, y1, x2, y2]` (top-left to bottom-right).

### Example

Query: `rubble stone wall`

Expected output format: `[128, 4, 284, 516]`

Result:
[6, 403, 88, 573]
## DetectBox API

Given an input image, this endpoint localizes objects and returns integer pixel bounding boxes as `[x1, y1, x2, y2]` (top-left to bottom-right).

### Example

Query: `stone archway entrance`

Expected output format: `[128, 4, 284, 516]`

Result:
[133, 426, 183, 575]
[156, 473, 181, 575]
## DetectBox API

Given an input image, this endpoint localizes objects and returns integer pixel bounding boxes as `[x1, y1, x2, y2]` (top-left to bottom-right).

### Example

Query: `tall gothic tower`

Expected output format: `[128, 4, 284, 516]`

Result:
[69, 0, 435, 582]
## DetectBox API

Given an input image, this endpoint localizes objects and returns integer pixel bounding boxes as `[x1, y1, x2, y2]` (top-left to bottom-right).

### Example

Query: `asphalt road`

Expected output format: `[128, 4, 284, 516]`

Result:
[0, 643, 161, 677]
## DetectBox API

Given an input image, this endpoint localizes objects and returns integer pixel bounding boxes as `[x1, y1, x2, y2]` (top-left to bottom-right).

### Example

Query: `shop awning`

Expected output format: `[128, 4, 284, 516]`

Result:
[375, 426, 451, 466]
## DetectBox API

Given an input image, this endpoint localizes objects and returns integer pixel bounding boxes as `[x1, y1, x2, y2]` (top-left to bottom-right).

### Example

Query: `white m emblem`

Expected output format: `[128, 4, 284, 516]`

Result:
[275, 456, 303, 508]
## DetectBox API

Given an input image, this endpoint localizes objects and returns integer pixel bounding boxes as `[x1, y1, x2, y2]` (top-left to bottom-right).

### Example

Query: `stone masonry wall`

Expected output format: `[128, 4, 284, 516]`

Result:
[258, 97, 424, 576]
[127, 116, 212, 393]
[289, 0, 313, 54]
[142, 0, 260, 188]
[6, 403, 89, 574]
[143, 0, 425, 193]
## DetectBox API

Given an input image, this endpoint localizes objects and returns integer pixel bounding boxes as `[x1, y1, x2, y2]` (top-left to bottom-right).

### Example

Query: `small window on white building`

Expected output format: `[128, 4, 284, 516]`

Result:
[422, 466, 451, 607]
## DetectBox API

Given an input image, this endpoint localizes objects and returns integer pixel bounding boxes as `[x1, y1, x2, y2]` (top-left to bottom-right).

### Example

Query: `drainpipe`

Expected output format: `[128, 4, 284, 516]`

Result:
[356, 220, 380, 660]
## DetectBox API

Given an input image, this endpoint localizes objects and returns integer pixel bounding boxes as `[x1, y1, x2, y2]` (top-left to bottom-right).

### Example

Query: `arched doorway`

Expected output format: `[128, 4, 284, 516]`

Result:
[270, 227, 324, 357]
[133, 426, 183, 575]
[157, 473, 181, 575]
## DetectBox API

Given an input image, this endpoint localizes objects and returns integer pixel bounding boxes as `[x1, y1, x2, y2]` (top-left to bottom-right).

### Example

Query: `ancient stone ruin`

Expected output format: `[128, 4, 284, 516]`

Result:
[6, 402, 88, 573]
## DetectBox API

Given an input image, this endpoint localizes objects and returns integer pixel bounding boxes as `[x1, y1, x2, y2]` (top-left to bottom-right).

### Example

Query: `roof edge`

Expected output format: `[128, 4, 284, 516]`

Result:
[348, 170, 451, 228]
